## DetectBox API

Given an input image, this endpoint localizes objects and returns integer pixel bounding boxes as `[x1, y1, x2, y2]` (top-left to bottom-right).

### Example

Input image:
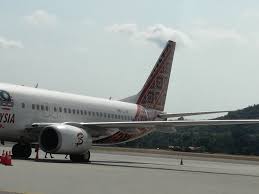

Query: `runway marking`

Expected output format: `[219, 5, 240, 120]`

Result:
[12, 156, 259, 178]
[0, 190, 42, 194]
[89, 161, 259, 178]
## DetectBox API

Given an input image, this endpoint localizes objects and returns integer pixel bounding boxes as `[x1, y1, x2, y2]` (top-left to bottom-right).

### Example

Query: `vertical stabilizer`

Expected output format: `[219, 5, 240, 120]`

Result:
[122, 40, 176, 111]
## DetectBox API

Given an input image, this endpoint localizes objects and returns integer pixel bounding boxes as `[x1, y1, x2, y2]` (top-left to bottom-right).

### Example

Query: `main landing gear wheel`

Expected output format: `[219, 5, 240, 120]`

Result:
[70, 151, 90, 163]
[12, 144, 32, 159]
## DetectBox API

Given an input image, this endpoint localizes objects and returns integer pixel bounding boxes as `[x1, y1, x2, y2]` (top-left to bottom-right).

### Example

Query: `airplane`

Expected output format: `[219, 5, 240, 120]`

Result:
[1, 40, 259, 162]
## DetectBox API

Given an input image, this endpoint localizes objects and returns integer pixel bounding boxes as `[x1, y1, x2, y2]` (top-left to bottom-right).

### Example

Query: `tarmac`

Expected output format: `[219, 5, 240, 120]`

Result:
[1, 146, 259, 194]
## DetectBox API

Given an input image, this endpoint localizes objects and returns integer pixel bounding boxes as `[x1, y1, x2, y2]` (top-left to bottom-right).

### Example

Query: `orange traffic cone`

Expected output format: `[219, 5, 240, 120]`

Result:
[180, 158, 183, 165]
[1, 150, 5, 165]
[5, 151, 9, 165]
[6, 151, 12, 166]
[35, 145, 39, 161]
[4, 151, 9, 165]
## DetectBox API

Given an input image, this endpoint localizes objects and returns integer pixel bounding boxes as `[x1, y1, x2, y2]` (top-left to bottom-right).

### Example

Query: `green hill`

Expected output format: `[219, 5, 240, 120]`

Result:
[119, 105, 259, 155]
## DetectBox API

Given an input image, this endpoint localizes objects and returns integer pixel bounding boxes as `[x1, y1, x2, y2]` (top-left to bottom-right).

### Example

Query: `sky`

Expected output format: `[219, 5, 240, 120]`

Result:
[1, 0, 259, 114]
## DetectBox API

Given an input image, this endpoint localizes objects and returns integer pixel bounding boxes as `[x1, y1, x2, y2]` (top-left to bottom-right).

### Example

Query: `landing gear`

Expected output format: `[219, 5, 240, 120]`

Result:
[84, 150, 90, 162]
[70, 151, 90, 163]
[12, 143, 32, 159]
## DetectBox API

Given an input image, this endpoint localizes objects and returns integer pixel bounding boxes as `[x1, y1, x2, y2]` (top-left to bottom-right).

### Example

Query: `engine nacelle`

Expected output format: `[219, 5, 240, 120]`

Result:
[39, 124, 92, 154]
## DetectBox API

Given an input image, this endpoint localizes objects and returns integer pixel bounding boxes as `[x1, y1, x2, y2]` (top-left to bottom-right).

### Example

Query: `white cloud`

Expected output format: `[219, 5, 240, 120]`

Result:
[0, 37, 24, 49]
[242, 9, 259, 19]
[107, 23, 246, 48]
[107, 24, 191, 48]
[107, 24, 137, 35]
[139, 24, 192, 48]
[193, 28, 245, 44]
[24, 10, 57, 25]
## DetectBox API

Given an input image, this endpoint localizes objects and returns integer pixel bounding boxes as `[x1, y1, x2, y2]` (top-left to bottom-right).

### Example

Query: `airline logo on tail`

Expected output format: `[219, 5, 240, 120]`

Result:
[137, 41, 176, 111]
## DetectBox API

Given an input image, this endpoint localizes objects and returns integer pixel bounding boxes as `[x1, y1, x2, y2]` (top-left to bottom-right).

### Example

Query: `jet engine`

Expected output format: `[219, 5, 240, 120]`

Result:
[39, 124, 92, 154]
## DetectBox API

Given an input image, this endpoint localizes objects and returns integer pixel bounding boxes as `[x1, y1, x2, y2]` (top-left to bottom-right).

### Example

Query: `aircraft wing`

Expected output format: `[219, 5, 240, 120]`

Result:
[31, 119, 259, 137]
[32, 119, 259, 130]
[158, 111, 230, 119]
[70, 119, 259, 128]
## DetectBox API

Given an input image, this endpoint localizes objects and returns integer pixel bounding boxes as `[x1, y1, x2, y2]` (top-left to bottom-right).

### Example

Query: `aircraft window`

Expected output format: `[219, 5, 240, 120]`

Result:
[41, 105, 44, 111]
[72, 109, 75, 114]
[88, 111, 91, 116]
[108, 114, 110, 118]
[81, 110, 83, 115]
[100, 112, 103, 117]
[68, 108, 71, 114]
[59, 107, 62, 112]
[36, 104, 40, 110]
[111, 114, 114, 118]
[64, 108, 67, 113]
[22, 103, 25, 108]
[84, 110, 87, 115]
[92, 112, 95, 116]
[54, 107, 57, 112]
[96, 112, 99, 117]
[77, 110, 79, 114]
[115, 114, 117, 119]
[46, 106, 49, 111]
[104, 113, 106, 118]
[32, 104, 35, 110]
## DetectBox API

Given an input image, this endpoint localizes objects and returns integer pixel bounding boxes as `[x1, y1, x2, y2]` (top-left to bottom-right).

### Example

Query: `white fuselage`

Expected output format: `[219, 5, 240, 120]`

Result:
[0, 82, 156, 144]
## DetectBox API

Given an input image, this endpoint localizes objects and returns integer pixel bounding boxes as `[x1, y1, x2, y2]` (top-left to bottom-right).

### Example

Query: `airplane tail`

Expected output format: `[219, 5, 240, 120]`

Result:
[122, 40, 176, 111]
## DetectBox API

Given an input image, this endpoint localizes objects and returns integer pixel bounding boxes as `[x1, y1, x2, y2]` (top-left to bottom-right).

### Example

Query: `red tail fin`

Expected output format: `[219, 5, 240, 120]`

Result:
[123, 40, 176, 111]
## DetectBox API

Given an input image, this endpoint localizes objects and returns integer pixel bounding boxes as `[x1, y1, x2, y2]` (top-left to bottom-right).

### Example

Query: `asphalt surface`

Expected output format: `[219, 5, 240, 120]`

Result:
[1, 146, 259, 194]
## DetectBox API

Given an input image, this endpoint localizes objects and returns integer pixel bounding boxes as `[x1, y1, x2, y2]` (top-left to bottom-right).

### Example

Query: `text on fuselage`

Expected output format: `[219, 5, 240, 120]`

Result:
[0, 112, 15, 123]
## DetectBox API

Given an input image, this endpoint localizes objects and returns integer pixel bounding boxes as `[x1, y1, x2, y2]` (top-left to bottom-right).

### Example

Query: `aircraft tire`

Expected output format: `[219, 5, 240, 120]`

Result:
[12, 144, 32, 159]
[70, 151, 90, 163]
[83, 151, 90, 162]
